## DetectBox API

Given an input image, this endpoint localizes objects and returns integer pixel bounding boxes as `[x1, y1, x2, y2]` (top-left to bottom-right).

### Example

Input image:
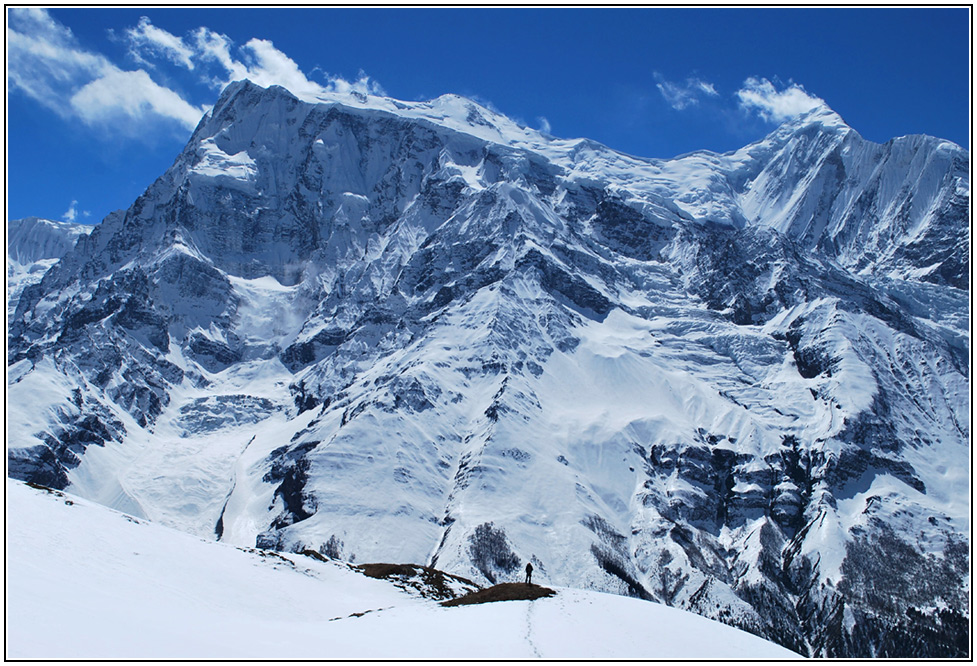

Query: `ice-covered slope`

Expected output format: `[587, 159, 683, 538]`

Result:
[729, 107, 969, 288]
[7, 80, 969, 658]
[7, 216, 93, 265]
[6, 479, 798, 659]
[6, 216, 92, 319]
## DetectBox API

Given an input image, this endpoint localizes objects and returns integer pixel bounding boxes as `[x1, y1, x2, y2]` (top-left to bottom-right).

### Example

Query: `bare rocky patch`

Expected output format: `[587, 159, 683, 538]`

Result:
[355, 563, 480, 601]
[441, 582, 556, 607]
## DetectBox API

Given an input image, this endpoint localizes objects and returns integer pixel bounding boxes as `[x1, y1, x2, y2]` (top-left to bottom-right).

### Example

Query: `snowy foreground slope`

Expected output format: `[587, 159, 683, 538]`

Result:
[6, 479, 798, 660]
[7, 80, 970, 657]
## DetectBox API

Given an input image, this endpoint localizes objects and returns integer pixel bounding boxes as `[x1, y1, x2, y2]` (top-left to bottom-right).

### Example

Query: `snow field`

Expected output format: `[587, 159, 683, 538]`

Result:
[6, 479, 799, 659]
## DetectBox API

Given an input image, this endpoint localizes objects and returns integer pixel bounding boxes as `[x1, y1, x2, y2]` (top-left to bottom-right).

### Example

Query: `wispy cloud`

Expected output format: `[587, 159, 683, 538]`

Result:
[655, 73, 719, 111]
[61, 200, 79, 223]
[190, 29, 330, 97]
[536, 116, 552, 134]
[70, 69, 206, 130]
[7, 10, 385, 140]
[125, 16, 196, 71]
[7, 8, 207, 134]
[144, 21, 386, 98]
[735, 77, 825, 123]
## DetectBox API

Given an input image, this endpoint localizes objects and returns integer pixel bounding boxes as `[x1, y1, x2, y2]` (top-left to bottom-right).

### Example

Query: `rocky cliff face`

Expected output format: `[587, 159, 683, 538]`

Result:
[7, 80, 969, 657]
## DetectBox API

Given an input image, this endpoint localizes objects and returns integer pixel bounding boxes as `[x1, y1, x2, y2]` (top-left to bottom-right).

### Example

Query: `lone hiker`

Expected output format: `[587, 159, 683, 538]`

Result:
[525, 561, 533, 585]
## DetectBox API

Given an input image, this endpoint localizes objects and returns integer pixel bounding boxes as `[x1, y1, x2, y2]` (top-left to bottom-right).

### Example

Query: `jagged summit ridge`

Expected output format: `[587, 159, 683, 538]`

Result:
[199, 79, 554, 160]
[180, 79, 968, 288]
[7, 79, 970, 658]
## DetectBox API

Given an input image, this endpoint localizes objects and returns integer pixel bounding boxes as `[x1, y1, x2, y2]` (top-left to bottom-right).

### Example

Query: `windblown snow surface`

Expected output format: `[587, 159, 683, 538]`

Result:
[6, 479, 797, 659]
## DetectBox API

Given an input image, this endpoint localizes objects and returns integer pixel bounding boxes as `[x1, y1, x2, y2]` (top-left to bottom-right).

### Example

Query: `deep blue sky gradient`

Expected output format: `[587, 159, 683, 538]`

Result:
[7, 7, 971, 225]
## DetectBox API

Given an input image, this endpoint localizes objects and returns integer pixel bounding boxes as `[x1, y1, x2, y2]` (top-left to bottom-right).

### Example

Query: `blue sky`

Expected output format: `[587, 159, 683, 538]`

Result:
[6, 6, 971, 226]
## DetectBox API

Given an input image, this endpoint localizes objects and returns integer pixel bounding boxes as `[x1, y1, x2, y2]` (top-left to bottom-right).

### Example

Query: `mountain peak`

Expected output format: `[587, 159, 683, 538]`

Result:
[782, 103, 851, 134]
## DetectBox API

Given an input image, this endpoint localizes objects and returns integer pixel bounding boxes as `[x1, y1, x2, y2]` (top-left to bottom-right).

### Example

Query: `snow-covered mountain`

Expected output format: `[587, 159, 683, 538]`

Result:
[7, 79, 970, 658]
[6, 216, 92, 320]
[6, 478, 798, 659]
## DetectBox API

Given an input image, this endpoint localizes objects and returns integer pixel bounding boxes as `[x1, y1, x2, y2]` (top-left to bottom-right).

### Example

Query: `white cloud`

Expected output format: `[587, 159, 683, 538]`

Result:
[695, 80, 718, 97]
[61, 200, 79, 223]
[8, 10, 385, 139]
[125, 16, 196, 70]
[192, 27, 242, 82]
[211, 36, 384, 99]
[655, 74, 719, 111]
[7, 8, 109, 111]
[7, 8, 207, 133]
[735, 77, 825, 123]
[140, 19, 386, 100]
[656, 81, 694, 111]
[323, 70, 386, 97]
[537, 116, 552, 134]
[71, 69, 207, 130]
[238, 38, 328, 97]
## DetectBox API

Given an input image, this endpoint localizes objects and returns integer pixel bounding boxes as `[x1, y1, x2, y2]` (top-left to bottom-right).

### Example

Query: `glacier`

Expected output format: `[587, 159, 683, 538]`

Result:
[6, 79, 970, 657]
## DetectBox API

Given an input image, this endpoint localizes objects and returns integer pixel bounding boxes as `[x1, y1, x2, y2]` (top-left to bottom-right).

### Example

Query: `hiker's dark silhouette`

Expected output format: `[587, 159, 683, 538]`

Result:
[525, 561, 533, 585]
